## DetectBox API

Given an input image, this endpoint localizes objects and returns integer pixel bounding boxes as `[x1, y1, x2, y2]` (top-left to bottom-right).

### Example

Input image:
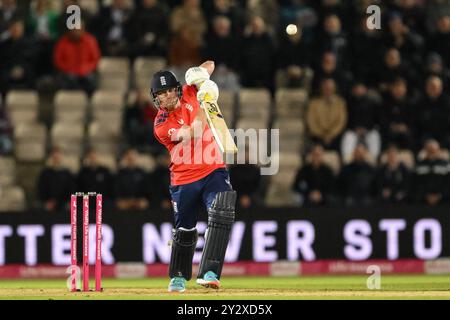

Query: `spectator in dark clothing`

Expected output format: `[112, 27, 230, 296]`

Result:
[203, 0, 245, 38]
[383, 11, 425, 70]
[380, 78, 416, 150]
[386, 0, 426, 34]
[374, 48, 419, 93]
[240, 16, 276, 90]
[422, 52, 450, 91]
[53, 22, 101, 96]
[0, 100, 12, 155]
[203, 15, 238, 72]
[92, 0, 132, 56]
[341, 81, 381, 163]
[377, 145, 411, 203]
[415, 76, 450, 149]
[311, 51, 353, 96]
[77, 149, 114, 198]
[127, 0, 169, 59]
[202, 16, 240, 92]
[115, 149, 149, 210]
[351, 17, 384, 81]
[38, 148, 76, 212]
[428, 15, 450, 68]
[292, 145, 335, 206]
[0, 20, 36, 94]
[229, 152, 262, 209]
[311, 0, 352, 31]
[414, 139, 449, 205]
[276, 24, 313, 89]
[0, 0, 25, 41]
[149, 153, 171, 210]
[123, 90, 159, 152]
[339, 144, 377, 206]
[313, 14, 349, 70]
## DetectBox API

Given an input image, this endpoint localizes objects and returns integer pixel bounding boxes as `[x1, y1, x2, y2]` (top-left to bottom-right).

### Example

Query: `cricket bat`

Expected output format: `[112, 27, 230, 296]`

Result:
[200, 94, 238, 154]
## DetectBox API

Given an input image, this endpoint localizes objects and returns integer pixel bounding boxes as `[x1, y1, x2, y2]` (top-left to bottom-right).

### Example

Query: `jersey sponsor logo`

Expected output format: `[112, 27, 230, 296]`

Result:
[185, 103, 193, 112]
[177, 119, 184, 125]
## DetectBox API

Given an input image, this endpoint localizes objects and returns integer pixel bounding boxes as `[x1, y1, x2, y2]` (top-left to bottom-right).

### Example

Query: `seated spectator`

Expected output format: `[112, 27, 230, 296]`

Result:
[341, 81, 381, 163]
[306, 78, 347, 150]
[229, 152, 262, 209]
[123, 90, 159, 152]
[77, 149, 114, 198]
[422, 53, 450, 93]
[276, 23, 313, 90]
[380, 77, 416, 150]
[311, 51, 353, 96]
[170, 0, 206, 39]
[149, 152, 171, 210]
[428, 15, 450, 68]
[115, 149, 149, 210]
[202, 16, 240, 92]
[339, 144, 377, 206]
[27, 0, 59, 77]
[313, 14, 349, 70]
[388, 0, 425, 33]
[38, 148, 76, 211]
[127, 0, 169, 59]
[374, 48, 418, 93]
[351, 17, 384, 81]
[53, 21, 101, 95]
[240, 16, 276, 90]
[377, 145, 411, 203]
[415, 76, 450, 149]
[0, 0, 26, 41]
[93, 0, 132, 56]
[292, 145, 335, 206]
[204, 0, 245, 38]
[414, 139, 449, 205]
[168, 25, 201, 72]
[0, 20, 36, 94]
[0, 99, 12, 155]
[383, 11, 424, 69]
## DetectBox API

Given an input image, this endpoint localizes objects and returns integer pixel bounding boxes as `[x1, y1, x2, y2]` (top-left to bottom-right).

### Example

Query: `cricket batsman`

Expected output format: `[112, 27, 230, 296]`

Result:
[151, 61, 237, 292]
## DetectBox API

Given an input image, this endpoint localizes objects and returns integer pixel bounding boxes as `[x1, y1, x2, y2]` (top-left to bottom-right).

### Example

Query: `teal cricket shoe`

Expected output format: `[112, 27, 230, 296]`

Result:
[196, 271, 220, 289]
[168, 277, 186, 293]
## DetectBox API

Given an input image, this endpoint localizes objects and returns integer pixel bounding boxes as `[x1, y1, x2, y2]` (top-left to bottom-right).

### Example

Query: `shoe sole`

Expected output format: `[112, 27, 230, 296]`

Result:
[168, 288, 185, 293]
[197, 279, 220, 289]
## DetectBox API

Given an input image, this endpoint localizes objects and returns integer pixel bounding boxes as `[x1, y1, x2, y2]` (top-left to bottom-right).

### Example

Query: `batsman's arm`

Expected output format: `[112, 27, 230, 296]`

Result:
[185, 60, 215, 88]
[175, 109, 206, 141]
[175, 62, 218, 142]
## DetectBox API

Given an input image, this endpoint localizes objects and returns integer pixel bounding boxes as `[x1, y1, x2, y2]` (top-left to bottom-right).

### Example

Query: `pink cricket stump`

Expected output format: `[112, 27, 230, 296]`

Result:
[70, 195, 77, 292]
[95, 194, 102, 291]
[82, 195, 89, 292]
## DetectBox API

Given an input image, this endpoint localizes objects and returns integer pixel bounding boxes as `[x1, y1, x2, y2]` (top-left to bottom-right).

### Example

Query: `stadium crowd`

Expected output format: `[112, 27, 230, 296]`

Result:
[0, 0, 450, 211]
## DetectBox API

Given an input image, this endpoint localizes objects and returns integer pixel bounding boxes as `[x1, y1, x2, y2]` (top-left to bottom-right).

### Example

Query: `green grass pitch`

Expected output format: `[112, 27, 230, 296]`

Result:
[0, 275, 449, 300]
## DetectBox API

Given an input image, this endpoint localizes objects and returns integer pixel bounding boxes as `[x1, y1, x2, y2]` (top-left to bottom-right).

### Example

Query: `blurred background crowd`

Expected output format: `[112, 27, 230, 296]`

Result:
[0, 0, 449, 212]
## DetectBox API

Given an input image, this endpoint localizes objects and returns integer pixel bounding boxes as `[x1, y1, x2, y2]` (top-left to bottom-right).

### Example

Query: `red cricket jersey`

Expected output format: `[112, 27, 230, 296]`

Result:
[154, 84, 226, 186]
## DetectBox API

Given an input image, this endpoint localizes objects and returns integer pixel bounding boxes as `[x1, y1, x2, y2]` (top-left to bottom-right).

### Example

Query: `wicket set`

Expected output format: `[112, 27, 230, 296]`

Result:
[70, 192, 103, 292]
